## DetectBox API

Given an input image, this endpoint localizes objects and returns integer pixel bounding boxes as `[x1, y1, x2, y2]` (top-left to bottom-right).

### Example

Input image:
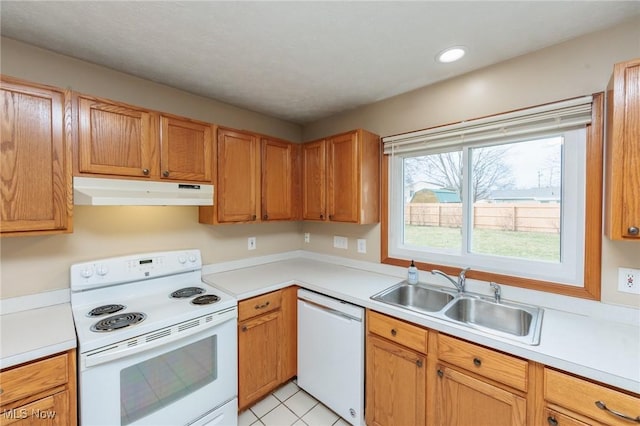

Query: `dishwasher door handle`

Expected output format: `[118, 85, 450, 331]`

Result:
[300, 298, 362, 322]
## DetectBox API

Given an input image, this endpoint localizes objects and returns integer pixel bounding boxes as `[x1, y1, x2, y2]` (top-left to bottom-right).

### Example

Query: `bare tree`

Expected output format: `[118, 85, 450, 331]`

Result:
[404, 146, 514, 202]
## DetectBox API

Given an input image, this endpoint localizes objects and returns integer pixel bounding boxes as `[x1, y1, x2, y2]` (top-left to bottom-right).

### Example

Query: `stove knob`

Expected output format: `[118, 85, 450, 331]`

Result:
[81, 267, 94, 279]
[178, 255, 187, 264]
[96, 265, 109, 276]
[188, 254, 197, 263]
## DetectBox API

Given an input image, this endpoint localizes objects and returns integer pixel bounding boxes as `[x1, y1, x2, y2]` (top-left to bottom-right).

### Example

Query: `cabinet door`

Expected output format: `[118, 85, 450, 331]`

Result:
[606, 59, 640, 239]
[302, 140, 326, 220]
[216, 128, 259, 223]
[78, 95, 157, 178]
[280, 286, 298, 382]
[436, 364, 526, 426]
[159, 115, 212, 182]
[327, 132, 359, 222]
[1, 79, 71, 235]
[1, 390, 69, 426]
[366, 334, 426, 426]
[238, 311, 282, 410]
[261, 138, 294, 221]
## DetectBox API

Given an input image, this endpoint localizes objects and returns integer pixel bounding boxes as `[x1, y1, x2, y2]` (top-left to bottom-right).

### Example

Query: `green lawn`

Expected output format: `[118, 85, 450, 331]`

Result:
[403, 225, 560, 262]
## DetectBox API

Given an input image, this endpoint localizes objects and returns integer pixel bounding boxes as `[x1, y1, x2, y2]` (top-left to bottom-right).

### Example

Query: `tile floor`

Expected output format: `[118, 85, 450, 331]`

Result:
[239, 380, 350, 426]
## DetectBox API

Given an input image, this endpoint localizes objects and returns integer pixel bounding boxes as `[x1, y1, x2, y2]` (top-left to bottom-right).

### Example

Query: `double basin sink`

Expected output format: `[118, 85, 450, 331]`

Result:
[371, 281, 543, 345]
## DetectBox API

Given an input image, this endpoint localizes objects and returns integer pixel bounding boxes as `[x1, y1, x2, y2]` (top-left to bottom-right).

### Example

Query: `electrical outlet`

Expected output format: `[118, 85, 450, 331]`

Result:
[618, 267, 640, 294]
[304, 233, 310, 243]
[248, 237, 256, 250]
[357, 239, 367, 254]
[333, 236, 348, 250]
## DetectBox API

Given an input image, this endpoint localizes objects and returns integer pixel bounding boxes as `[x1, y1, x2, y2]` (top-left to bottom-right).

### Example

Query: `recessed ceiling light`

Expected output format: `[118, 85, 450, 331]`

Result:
[437, 46, 466, 63]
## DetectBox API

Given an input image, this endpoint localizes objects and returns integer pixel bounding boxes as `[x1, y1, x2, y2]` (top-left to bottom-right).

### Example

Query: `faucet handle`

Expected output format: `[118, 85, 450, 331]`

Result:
[489, 282, 501, 303]
[458, 267, 470, 279]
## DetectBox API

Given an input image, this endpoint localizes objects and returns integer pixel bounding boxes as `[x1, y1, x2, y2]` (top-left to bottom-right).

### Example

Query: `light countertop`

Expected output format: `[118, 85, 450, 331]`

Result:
[0, 300, 77, 370]
[204, 257, 640, 394]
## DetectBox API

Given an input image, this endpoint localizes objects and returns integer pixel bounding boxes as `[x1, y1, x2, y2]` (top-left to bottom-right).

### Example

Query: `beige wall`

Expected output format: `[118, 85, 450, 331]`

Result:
[300, 17, 640, 308]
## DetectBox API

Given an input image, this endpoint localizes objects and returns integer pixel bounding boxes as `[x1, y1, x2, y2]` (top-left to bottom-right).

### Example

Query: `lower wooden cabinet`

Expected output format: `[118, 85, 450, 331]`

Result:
[0, 350, 76, 425]
[544, 368, 640, 426]
[435, 364, 526, 426]
[366, 334, 426, 426]
[366, 310, 427, 426]
[237, 286, 297, 411]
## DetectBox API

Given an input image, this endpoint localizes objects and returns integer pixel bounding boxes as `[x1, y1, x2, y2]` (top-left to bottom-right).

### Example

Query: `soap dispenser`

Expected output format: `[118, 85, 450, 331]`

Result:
[407, 260, 418, 284]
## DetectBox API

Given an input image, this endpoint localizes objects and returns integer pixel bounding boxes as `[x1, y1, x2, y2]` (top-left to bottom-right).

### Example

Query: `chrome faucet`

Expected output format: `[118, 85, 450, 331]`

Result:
[490, 282, 502, 303]
[431, 267, 470, 294]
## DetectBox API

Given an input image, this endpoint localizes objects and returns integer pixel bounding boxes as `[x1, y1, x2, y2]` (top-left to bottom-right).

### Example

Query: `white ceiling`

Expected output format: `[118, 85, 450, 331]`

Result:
[2, 1, 639, 124]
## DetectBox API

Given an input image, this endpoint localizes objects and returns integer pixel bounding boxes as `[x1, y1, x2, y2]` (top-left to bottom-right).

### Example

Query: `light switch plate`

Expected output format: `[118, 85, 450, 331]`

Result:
[333, 236, 348, 250]
[357, 239, 366, 253]
[304, 233, 310, 243]
[618, 267, 640, 294]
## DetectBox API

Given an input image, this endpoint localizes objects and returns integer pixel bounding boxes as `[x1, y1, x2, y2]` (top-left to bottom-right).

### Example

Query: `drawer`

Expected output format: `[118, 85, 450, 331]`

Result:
[544, 407, 602, 426]
[239, 290, 282, 321]
[544, 368, 640, 426]
[438, 334, 528, 391]
[367, 310, 428, 354]
[0, 353, 68, 406]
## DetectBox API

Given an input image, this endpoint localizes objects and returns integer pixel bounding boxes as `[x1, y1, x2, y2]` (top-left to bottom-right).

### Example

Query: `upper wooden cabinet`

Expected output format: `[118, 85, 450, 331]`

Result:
[212, 127, 260, 223]
[262, 137, 300, 221]
[76, 95, 213, 183]
[160, 114, 213, 182]
[1, 76, 73, 236]
[302, 129, 380, 224]
[200, 128, 299, 224]
[605, 58, 640, 240]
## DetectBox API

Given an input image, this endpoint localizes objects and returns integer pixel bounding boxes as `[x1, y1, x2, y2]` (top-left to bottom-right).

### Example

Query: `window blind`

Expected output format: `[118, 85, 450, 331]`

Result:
[382, 95, 593, 155]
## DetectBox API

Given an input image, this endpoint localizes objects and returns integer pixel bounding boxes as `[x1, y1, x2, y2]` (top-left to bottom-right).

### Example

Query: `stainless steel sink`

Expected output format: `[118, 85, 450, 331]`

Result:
[371, 282, 543, 345]
[444, 297, 541, 339]
[371, 282, 455, 313]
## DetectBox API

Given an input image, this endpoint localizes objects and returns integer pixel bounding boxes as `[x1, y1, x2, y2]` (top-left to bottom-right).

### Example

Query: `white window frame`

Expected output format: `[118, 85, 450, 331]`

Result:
[384, 96, 594, 289]
[388, 128, 587, 286]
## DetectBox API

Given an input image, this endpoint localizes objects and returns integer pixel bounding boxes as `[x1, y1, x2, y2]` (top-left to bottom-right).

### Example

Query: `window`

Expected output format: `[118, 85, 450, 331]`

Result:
[382, 95, 603, 299]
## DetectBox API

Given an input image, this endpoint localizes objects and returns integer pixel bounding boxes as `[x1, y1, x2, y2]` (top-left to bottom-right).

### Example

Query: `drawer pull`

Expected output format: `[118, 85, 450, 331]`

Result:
[416, 359, 423, 368]
[473, 357, 482, 367]
[595, 400, 640, 423]
[628, 226, 639, 236]
[547, 416, 558, 426]
[390, 328, 397, 336]
[437, 369, 444, 378]
[255, 301, 271, 310]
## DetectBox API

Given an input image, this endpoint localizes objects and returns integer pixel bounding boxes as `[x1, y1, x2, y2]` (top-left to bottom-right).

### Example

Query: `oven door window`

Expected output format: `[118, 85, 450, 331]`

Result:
[120, 335, 217, 425]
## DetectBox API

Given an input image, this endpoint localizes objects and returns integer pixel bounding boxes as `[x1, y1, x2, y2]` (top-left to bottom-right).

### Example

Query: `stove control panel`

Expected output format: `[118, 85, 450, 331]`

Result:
[70, 250, 202, 291]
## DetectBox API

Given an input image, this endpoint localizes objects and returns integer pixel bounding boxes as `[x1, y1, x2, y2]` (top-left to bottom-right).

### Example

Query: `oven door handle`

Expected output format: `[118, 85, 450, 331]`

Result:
[83, 307, 236, 368]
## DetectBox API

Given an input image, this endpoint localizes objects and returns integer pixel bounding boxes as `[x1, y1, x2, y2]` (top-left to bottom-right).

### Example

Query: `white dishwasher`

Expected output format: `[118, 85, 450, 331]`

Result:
[297, 289, 365, 426]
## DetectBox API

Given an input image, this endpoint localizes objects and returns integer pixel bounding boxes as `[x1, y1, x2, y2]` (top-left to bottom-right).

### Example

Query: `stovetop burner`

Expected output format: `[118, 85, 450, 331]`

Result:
[87, 304, 126, 317]
[170, 287, 205, 298]
[191, 294, 221, 305]
[90, 312, 147, 332]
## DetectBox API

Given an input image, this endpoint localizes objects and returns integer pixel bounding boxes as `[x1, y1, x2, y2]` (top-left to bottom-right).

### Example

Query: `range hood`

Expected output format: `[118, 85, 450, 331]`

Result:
[73, 177, 214, 206]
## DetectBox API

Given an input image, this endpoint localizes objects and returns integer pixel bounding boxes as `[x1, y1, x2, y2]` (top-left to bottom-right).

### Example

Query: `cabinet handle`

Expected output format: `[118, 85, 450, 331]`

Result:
[252, 215, 257, 221]
[241, 325, 247, 332]
[595, 400, 640, 423]
[142, 168, 150, 175]
[263, 214, 269, 220]
[473, 357, 482, 367]
[547, 416, 558, 426]
[320, 214, 324, 219]
[255, 301, 270, 310]
[416, 359, 423, 368]
[162, 170, 170, 177]
[628, 226, 639, 236]
[329, 215, 334, 220]
[437, 369, 444, 378]
[390, 328, 397, 336]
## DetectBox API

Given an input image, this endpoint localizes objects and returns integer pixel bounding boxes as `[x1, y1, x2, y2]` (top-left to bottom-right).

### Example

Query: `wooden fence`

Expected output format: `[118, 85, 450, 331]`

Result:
[405, 203, 561, 234]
